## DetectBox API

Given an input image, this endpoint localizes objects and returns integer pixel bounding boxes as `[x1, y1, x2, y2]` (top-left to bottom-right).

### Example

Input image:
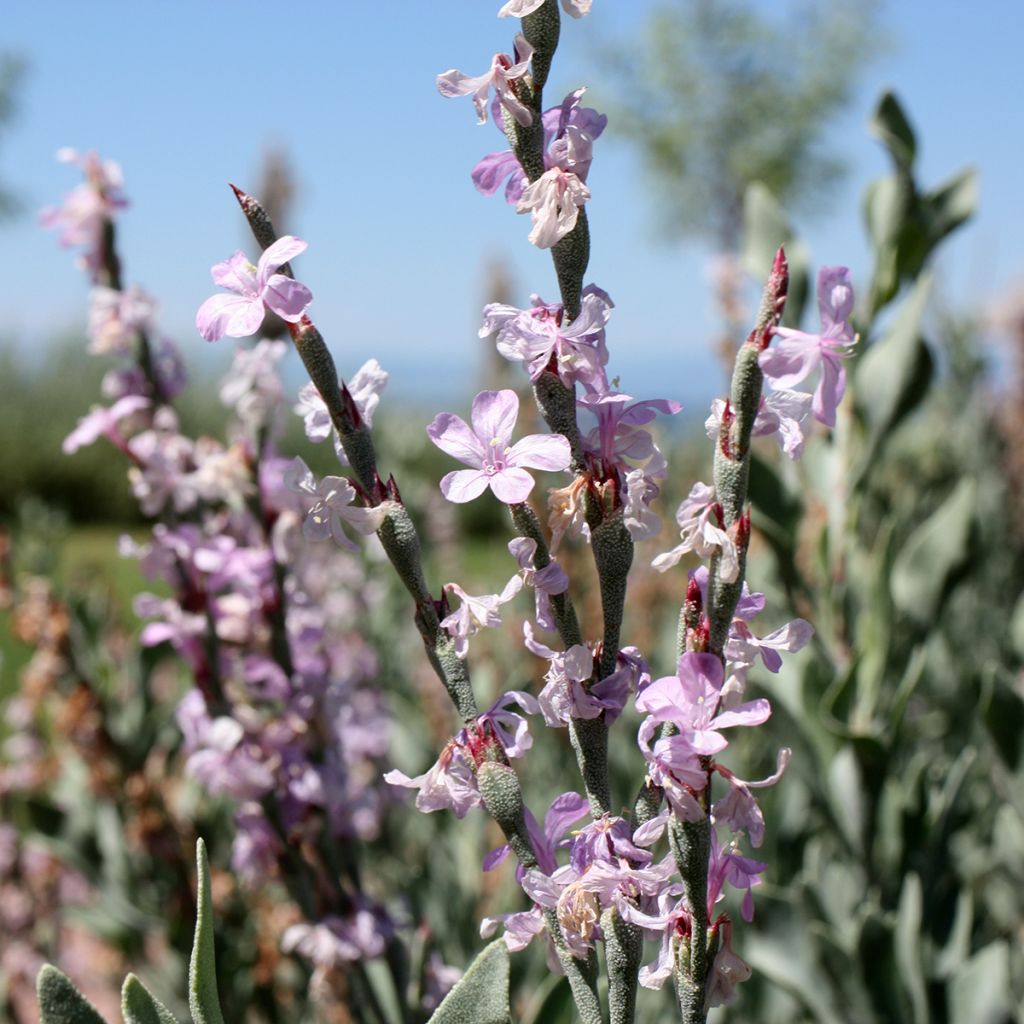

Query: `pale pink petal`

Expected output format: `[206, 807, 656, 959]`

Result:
[427, 412, 487, 466]
[507, 433, 572, 472]
[471, 389, 520, 446]
[262, 275, 312, 321]
[440, 469, 490, 503]
[196, 293, 264, 342]
[489, 467, 536, 504]
[211, 251, 257, 295]
[813, 356, 845, 428]
[257, 235, 307, 283]
[759, 333, 821, 389]
[714, 698, 772, 730]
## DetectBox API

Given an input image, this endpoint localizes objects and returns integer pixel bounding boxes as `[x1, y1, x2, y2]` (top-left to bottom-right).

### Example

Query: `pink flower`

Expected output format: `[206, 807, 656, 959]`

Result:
[196, 236, 312, 342]
[516, 167, 590, 249]
[441, 576, 524, 658]
[40, 148, 127, 276]
[436, 35, 535, 127]
[427, 389, 571, 504]
[652, 482, 738, 580]
[759, 265, 856, 427]
[63, 395, 150, 455]
[635, 652, 770, 757]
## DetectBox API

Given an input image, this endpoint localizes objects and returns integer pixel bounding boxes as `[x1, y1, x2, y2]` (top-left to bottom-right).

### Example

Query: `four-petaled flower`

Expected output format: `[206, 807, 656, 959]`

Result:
[427, 389, 571, 504]
[196, 236, 313, 342]
[759, 265, 856, 427]
[516, 167, 590, 249]
[436, 35, 535, 127]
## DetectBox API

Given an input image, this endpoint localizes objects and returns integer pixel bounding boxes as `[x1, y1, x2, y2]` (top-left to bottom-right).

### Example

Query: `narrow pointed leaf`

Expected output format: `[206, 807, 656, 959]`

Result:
[37, 965, 108, 1024]
[870, 91, 916, 171]
[122, 975, 181, 1024]
[890, 478, 975, 623]
[427, 940, 510, 1024]
[188, 839, 225, 1024]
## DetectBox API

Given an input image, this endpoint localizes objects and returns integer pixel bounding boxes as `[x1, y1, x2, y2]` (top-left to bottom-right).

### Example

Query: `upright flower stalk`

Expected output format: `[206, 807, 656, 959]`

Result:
[40, 4, 856, 1021]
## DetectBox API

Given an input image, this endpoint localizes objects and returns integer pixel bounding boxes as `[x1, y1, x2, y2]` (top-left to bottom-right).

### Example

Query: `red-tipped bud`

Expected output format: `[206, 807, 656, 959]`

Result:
[735, 508, 751, 551]
[720, 400, 735, 459]
[386, 474, 402, 503]
[689, 615, 711, 653]
[340, 381, 363, 429]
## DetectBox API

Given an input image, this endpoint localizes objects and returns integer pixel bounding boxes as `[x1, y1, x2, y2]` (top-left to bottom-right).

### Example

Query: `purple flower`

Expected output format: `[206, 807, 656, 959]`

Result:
[196, 236, 313, 342]
[706, 920, 752, 1009]
[436, 35, 535, 127]
[295, 358, 388, 462]
[427, 389, 571, 504]
[712, 749, 791, 848]
[706, 389, 813, 460]
[88, 285, 155, 355]
[707, 831, 766, 923]
[618, 886, 689, 990]
[725, 618, 814, 674]
[516, 167, 590, 249]
[577, 386, 681, 534]
[524, 623, 630, 727]
[63, 394, 150, 455]
[478, 689, 541, 759]
[484, 790, 589, 877]
[282, 905, 391, 967]
[441, 576, 523, 659]
[472, 89, 607, 206]
[384, 738, 481, 819]
[568, 815, 652, 873]
[40, 148, 128, 277]
[759, 265, 857, 428]
[284, 457, 386, 550]
[651, 481, 738, 580]
[636, 652, 770, 757]
[481, 286, 612, 387]
[508, 537, 568, 630]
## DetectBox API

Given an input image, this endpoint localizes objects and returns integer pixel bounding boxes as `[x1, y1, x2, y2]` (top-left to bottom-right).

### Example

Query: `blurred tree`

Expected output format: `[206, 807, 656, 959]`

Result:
[0, 53, 24, 219]
[599, 0, 883, 360]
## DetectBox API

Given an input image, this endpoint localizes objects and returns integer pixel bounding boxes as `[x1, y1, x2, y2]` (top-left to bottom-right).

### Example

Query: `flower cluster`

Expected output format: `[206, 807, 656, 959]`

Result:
[45, 155, 415, 1000]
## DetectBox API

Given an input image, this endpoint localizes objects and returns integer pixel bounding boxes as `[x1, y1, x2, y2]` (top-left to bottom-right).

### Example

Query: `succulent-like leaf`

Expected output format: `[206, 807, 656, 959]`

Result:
[895, 874, 928, 1024]
[854, 270, 934, 468]
[37, 965, 107, 1024]
[426, 940, 510, 1024]
[890, 478, 975, 624]
[870, 91, 916, 172]
[949, 942, 1013, 1024]
[122, 975, 181, 1024]
[188, 839, 225, 1024]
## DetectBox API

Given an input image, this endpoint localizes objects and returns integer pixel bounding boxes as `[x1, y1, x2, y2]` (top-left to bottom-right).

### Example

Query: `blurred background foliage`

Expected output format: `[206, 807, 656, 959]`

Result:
[1, 3, 1023, 1023]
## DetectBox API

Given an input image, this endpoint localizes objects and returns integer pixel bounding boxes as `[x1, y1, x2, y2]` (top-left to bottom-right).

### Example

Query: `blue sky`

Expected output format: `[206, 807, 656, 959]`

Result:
[2, 1, 1021, 410]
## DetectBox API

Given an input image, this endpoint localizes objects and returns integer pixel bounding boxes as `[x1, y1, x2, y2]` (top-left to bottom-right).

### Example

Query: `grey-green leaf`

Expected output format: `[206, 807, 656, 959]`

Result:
[427, 940, 511, 1024]
[895, 874, 928, 1024]
[188, 839, 225, 1024]
[923, 167, 978, 247]
[870, 90, 916, 171]
[949, 942, 1012, 1024]
[891, 478, 975, 624]
[37, 965, 108, 1024]
[122, 975, 181, 1024]
[854, 270, 934, 464]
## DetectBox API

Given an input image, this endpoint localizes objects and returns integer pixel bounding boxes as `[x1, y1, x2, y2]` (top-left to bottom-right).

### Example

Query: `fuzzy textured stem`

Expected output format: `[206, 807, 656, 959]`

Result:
[603, 906, 642, 1024]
